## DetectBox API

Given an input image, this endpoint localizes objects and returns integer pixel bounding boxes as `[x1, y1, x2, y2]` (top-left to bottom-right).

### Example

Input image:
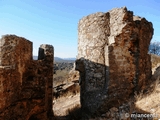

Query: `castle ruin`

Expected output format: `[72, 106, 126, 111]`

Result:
[0, 7, 155, 119]
[76, 7, 153, 116]
[0, 35, 53, 120]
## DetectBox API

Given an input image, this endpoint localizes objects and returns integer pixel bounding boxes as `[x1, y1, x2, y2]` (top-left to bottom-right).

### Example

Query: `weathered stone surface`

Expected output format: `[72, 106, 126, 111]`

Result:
[76, 7, 153, 117]
[0, 35, 54, 120]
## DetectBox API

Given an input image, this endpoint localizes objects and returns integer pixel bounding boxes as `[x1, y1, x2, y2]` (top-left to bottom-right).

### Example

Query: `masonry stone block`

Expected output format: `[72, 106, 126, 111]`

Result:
[76, 7, 153, 116]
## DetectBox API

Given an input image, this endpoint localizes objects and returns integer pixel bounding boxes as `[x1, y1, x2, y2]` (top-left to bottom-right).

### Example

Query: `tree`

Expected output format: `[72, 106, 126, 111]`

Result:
[149, 41, 160, 55]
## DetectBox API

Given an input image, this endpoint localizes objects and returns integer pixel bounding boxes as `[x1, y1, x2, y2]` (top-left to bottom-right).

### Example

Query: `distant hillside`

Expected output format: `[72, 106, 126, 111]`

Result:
[54, 57, 64, 62]
[33, 56, 76, 63]
[54, 57, 76, 63]
[63, 58, 76, 60]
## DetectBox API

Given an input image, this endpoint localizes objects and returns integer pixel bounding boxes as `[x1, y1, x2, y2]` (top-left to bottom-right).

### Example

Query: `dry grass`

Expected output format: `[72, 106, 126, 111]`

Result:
[54, 104, 81, 120]
[135, 78, 160, 118]
[53, 93, 80, 117]
[66, 104, 81, 120]
[53, 69, 69, 87]
[134, 54, 160, 118]
[53, 83, 80, 100]
[54, 69, 69, 78]
[151, 54, 160, 73]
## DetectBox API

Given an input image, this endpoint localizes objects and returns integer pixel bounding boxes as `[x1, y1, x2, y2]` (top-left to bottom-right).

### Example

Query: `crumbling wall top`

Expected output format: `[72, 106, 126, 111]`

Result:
[0, 35, 32, 67]
[76, 7, 154, 117]
[0, 34, 54, 120]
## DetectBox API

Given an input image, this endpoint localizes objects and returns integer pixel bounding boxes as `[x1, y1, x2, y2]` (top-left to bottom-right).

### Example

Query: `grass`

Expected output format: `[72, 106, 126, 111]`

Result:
[53, 83, 80, 100]
[53, 69, 69, 87]
[54, 101, 81, 120]
[66, 104, 81, 120]
[54, 69, 69, 78]
[151, 54, 160, 73]
[135, 77, 160, 118]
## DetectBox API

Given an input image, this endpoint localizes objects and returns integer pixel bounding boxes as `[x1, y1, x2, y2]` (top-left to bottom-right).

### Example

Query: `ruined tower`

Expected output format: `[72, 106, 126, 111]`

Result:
[0, 35, 54, 120]
[76, 7, 153, 116]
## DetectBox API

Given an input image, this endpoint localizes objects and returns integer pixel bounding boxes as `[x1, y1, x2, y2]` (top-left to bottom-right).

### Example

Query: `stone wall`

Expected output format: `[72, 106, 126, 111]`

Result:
[0, 35, 54, 120]
[76, 7, 153, 116]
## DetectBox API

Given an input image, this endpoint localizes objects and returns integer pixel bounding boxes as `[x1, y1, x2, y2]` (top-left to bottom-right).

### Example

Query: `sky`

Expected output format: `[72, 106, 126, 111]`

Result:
[0, 0, 160, 58]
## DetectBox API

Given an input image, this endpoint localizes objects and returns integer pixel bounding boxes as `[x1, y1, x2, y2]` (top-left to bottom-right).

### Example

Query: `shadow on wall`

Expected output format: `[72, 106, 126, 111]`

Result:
[73, 57, 156, 119]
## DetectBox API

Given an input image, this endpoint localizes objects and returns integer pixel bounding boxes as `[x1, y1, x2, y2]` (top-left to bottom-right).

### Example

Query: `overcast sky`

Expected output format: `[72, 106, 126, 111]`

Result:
[0, 0, 159, 58]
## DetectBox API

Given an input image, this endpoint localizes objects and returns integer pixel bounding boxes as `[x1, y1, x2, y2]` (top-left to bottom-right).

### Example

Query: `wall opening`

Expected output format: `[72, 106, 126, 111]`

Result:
[53, 57, 80, 117]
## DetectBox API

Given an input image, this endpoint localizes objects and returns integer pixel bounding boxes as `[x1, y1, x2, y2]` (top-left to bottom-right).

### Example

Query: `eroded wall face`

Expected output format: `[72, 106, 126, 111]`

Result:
[76, 7, 153, 116]
[77, 12, 110, 114]
[77, 12, 110, 90]
[0, 35, 54, 120]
